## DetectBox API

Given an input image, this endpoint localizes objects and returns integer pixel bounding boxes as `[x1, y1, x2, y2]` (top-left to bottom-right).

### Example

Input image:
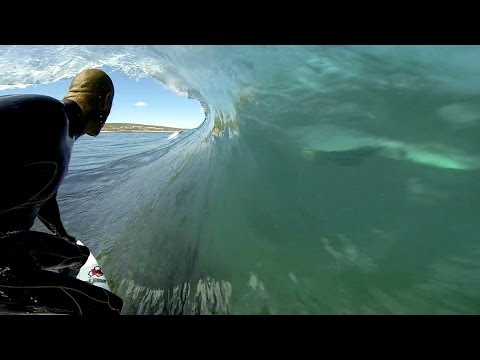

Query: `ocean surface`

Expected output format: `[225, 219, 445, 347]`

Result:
[3, 45, 480, 314]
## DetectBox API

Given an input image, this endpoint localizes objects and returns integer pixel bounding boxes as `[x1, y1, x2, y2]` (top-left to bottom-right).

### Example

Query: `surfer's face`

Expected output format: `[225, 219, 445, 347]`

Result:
[85, 92, 113, 136]
[64, 68, 114, 137]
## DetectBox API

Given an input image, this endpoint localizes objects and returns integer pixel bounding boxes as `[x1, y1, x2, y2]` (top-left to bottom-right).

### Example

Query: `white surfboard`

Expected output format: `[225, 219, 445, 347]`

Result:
[75, 240, 111, 291]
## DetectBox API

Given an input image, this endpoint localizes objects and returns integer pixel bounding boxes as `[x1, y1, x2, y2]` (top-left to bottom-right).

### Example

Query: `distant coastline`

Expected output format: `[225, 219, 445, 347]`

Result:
[102, 123, 188, 133]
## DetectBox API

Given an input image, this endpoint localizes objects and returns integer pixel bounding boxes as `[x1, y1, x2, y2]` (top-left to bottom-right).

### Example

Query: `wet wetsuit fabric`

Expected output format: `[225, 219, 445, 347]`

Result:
[0, 95, 122, 314]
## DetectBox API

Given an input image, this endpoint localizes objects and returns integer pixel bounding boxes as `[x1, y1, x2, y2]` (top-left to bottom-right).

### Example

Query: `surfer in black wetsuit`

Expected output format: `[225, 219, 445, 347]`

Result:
[0, 69, 123, 314]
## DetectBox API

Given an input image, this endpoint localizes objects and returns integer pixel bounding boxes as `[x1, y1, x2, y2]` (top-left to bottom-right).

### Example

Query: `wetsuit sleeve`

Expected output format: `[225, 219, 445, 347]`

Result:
[37, 193, 75, 242]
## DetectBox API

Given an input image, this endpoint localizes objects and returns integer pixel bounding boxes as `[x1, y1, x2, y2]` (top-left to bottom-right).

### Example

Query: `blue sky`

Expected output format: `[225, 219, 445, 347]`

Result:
[0, 67, 205, 129]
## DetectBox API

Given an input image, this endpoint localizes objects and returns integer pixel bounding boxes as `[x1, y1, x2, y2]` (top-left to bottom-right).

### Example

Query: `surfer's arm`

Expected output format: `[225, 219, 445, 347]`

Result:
[38, 193, 75, 242]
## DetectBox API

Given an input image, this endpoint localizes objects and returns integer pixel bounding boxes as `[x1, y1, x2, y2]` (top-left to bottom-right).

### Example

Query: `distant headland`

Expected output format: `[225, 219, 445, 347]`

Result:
[102, 123, 188, 132]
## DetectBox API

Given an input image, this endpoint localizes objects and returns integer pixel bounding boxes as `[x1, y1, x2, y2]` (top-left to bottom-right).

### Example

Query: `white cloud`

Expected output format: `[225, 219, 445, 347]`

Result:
[134, 101, 147, 107]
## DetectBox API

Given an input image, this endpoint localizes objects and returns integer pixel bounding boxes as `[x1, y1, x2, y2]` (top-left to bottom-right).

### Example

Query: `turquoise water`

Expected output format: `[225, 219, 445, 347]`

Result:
[3, 45, 480, 314]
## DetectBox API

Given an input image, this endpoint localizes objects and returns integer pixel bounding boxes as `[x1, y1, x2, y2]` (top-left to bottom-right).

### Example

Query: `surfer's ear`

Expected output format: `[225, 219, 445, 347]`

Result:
[103, 92, 113, 116]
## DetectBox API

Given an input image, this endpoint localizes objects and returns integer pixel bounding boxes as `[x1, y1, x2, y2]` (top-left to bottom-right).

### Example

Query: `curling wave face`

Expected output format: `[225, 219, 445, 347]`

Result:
[3, 45, 480, 314]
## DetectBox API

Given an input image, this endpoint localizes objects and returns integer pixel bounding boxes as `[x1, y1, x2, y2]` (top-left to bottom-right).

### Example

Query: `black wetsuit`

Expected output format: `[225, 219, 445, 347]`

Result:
[0, 95, 123, 314]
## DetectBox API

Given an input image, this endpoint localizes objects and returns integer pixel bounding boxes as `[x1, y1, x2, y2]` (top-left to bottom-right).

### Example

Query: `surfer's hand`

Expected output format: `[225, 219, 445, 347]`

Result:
[62, 234, 77, 244]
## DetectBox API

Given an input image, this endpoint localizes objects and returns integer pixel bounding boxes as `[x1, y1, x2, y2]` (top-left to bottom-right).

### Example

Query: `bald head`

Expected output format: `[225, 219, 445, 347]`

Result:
[64, 68, 114, 136]
[66, 68, 114, 99]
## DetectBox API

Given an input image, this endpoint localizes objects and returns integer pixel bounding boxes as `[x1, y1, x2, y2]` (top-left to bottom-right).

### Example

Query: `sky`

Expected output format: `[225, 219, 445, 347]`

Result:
[0, 67, 205, 129]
